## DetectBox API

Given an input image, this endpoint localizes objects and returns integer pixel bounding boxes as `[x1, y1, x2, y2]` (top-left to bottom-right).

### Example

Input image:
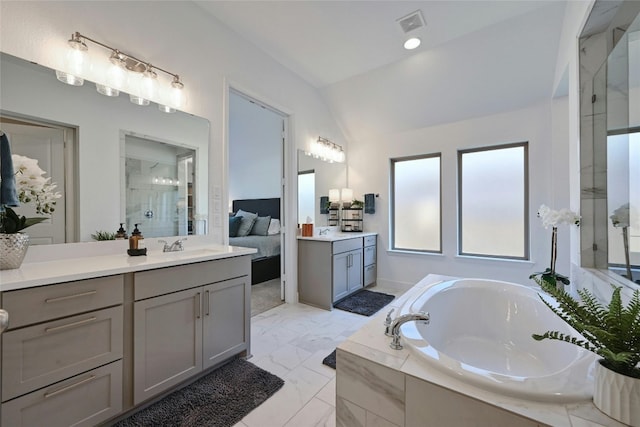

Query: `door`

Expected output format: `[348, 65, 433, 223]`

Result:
[202, 277, 248, 369]
[0, 121, 67, 244]
[133, 287, 202, 404]
[347, 249, 364, 293]
[332, 251, 350, 302]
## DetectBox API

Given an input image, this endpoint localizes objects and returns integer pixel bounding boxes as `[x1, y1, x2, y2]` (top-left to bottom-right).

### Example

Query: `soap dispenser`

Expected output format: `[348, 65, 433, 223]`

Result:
[127, 224, 147, 256]
[115, 223, 128, 240]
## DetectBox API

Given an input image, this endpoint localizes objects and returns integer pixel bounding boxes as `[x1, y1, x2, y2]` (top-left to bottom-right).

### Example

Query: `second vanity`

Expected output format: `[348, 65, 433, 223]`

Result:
[0, 239, 255, 426]
[298, 232, 377, 310]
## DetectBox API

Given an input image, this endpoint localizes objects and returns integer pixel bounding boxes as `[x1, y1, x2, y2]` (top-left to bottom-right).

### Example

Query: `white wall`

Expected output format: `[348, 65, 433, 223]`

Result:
[0, 1, 346, 245]
[228, 92, 282, 206]
[348, 101, 566, 286]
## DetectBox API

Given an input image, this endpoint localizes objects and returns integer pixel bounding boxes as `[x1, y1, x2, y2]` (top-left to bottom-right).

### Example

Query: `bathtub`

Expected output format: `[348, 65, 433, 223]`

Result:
[398, 278, 597, 402]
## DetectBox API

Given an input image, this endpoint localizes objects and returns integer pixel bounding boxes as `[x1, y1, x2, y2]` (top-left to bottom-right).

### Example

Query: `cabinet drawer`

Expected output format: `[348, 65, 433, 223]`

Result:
[1, 360, 123, 427]
[364, 264, 376, 286]
[135, 255, 250, 300]
[2, 275, 123, 329]
[364, 235, 377, 247]
[364, 245, 376, 267]
[2, 305, 123, 401]
[332, 237, 363, 255]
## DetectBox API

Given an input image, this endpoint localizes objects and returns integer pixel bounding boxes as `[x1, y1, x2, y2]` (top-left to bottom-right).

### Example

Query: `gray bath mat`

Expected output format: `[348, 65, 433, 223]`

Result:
[334, 289, 395, 316]
[113, 358, 284, 427]
[322, 349, 337, 369]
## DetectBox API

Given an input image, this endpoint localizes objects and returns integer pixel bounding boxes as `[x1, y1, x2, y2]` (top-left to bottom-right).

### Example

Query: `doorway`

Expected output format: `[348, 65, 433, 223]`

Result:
[228, 88, 288, 313]
[0, 115, 76, 244]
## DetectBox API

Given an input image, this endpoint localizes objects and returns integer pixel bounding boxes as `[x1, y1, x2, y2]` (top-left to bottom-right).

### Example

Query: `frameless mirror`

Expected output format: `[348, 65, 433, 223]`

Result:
[297, 149, 347, 226]
[605, 15, 640, 284]
[0, 52, 209, 243]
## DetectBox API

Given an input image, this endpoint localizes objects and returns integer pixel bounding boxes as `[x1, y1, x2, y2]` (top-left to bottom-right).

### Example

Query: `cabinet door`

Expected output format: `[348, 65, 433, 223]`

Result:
[202, 276, 249, 369]
[347, 249, 363, 293]
[332, 252, 350, 302]
[133, 288, 203, 404]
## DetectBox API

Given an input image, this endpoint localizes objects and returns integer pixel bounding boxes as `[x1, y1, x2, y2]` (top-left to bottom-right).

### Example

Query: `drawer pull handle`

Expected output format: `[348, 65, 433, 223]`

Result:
[205, 290, 210, 316]
[45, 290, 97, 303]
[45, 316, 97, 333]
[196, 292, 201, 319]
[44, 375, 97, 398]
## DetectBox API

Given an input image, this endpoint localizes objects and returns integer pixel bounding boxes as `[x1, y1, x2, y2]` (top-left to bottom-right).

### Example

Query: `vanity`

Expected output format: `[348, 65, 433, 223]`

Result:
[297, 232, 377, 310]
[0, 241, 255, 426]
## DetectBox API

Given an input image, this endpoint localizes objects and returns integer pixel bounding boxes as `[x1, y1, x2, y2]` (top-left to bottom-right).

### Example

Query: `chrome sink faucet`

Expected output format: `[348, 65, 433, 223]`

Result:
[158, 238, 187, 252]
[319, 228, 330, 235]
[388, 311, 430, 350]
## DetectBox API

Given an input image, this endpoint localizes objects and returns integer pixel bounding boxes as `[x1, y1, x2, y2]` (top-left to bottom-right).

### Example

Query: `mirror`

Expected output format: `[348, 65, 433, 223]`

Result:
[0, 52, 209, 243]
[605, 14, 640, 284]
[297, 149, 347, 226]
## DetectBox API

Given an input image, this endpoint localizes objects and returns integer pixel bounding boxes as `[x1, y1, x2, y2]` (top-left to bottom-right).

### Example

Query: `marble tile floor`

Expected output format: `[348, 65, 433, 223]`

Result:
[236, 283, 409, 427]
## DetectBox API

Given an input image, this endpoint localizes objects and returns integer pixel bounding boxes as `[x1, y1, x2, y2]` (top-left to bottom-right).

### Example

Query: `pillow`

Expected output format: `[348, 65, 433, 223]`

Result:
[267, 218, 281, 235]
[229, 216, 242, 237]
[235, 209, 258, 236]
[250, 215, 271, 236]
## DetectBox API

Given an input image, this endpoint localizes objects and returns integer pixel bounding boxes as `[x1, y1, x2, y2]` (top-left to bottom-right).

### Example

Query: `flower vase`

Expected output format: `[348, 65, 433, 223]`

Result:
[0, 233, 30, 270]
[594, 360, 640, 426]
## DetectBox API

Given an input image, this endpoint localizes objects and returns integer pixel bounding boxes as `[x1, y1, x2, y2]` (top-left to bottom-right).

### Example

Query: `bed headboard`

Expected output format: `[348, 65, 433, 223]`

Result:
[232, 198, 280, 219]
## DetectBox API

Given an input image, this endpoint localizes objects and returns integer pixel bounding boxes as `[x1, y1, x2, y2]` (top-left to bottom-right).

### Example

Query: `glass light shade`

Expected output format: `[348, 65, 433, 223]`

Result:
[341, 188, 353, 202]
[169, 82, 186, 110]
[329, 189, 340, 202]
[336, 149, 346, 163]
[56, 46, 88, 86]
[105, 62, 127, 90]
[129, 94, 150, 106]
[140, 70, 158, 101]
[55, 69, 84, 86]
[158, 104, 175, 113]
[96, 83, 119, 96]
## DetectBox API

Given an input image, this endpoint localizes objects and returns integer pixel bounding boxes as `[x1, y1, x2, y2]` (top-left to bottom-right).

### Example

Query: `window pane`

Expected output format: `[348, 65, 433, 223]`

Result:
[392, 156, 440, 252]
[460, 145, 527, 258]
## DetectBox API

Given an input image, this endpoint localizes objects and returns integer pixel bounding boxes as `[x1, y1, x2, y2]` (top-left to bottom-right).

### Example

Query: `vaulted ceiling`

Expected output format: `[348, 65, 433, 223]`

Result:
[196, 1, 568, 140]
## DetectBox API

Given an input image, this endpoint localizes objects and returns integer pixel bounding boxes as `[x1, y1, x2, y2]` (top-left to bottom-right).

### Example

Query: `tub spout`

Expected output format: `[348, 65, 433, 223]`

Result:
[389, 311, 430, 350]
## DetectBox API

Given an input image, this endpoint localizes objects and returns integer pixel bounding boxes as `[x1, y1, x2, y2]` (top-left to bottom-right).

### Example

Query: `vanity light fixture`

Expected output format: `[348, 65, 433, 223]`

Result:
[306, 137, 345, 163]
[56, 32, 186, 112]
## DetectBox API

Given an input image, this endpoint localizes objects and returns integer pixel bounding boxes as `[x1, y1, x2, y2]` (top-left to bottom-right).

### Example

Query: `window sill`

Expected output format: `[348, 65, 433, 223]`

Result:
[387, 249, 444, 257]
[455, 254, 535, 265]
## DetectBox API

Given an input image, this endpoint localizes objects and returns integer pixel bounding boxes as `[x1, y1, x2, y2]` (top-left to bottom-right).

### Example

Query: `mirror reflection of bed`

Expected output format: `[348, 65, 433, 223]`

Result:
[230, 198, 283, 315]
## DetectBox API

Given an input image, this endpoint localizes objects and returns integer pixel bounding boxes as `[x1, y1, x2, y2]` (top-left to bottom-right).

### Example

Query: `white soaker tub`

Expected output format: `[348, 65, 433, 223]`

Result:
[398, 278, 597, 402]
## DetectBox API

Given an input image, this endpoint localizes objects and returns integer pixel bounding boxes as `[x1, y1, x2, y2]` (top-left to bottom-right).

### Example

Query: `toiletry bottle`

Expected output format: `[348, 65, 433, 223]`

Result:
[136, 225, 145, 249]
[129, 224, 141, 250]
[115, 223, 128, 240]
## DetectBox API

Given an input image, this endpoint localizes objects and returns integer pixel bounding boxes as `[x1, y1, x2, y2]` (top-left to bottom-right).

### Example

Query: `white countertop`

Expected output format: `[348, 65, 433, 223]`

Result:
[297, 231, 377, 242]
[0, 240, 256, 292]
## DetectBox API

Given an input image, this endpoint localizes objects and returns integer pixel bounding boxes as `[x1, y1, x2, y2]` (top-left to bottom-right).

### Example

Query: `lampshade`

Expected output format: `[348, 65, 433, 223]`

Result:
[56, 37, 88, 86]
[329, 189, 340, 202]
[341, 188, 353, 202]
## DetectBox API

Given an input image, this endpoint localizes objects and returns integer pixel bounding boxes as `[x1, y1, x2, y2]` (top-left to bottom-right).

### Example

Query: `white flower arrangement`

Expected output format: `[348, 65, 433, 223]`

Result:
[537, 204, 581, 229]
[1, 154, 62, 233]
[610, 203, 630, 228]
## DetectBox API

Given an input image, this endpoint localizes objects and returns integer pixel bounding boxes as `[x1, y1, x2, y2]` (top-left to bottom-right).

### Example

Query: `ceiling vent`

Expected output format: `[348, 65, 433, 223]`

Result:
[397, 10, 425, 34]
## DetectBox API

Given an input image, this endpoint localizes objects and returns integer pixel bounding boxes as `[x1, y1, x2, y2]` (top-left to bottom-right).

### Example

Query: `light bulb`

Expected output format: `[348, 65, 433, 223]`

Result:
[404, 37, 421, 50]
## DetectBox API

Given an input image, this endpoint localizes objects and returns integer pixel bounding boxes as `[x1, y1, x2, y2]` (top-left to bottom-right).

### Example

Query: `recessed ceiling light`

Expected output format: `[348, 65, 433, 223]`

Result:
[404, 37, 421, 50]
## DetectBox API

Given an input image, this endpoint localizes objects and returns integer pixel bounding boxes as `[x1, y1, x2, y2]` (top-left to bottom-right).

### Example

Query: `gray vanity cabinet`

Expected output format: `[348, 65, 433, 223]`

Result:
[132, 256, 251, 405]
[1, 275, 124, 427]
[299, 236, 375, 310]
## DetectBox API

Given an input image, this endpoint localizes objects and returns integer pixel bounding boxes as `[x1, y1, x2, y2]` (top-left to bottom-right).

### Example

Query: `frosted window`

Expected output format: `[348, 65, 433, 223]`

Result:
[392, 155, 441, 252]
[459, 144, 528, 258]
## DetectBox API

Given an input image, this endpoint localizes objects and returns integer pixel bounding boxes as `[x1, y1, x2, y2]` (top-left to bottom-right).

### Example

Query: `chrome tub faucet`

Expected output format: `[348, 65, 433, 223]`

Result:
[388, 311, 430, 350]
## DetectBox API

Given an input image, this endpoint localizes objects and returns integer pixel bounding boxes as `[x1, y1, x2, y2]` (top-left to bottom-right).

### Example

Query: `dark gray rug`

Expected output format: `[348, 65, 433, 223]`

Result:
[113, 358, 284, 427]
[333, 289, 395, 316]
[322, 349, 337, 369]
